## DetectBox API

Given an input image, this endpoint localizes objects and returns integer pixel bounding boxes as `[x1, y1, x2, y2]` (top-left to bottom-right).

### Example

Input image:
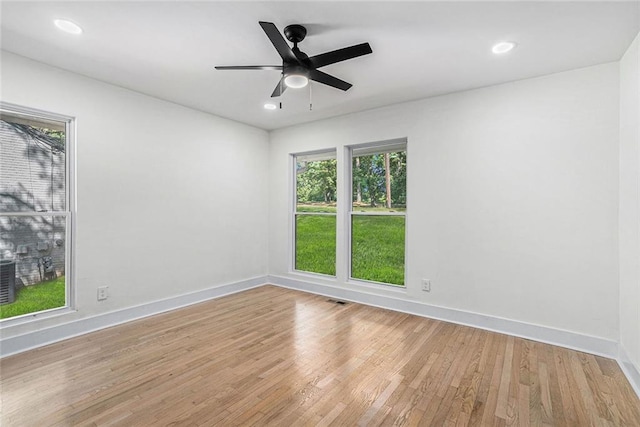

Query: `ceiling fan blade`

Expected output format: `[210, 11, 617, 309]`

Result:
[215, 65, 282, 71]
[308, 69, 352, 91]
[271, 76, 287, 97]
[259, 21, 298, 63]
[309, 43, 372, 68]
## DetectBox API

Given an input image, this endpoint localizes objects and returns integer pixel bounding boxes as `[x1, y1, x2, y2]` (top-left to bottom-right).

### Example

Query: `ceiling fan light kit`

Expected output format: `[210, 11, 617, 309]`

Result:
[282, 60, 310, 89]
[215, 21, 372, 100]
[284, 74, 308, 89]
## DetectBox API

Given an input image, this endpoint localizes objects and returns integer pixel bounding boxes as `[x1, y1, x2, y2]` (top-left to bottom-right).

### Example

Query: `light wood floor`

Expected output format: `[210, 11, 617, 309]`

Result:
[1, 286, 639, 426]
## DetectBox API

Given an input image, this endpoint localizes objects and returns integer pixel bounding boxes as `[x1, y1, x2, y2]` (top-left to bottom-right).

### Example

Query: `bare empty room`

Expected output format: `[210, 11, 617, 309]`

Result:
[1, 1, 640, 425]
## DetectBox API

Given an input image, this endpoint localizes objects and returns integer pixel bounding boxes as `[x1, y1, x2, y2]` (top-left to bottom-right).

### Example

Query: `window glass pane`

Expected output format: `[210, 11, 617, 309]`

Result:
[296, 157, 337, 213]
[0, 215, 67, 319]
[295, 214, 336, 275]
[351, 215, 405, 286]
[294, 151, 337, 277]
[352, 150, 406, 213]
[0, 115, 66, 212]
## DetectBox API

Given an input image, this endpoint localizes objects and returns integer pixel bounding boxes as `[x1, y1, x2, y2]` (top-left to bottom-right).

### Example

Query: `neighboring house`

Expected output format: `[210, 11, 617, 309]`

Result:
[0, 119, 66, 285]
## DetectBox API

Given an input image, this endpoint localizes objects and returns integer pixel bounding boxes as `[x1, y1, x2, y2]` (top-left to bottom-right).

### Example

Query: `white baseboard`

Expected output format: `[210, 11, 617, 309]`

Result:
[618, 344, 640, 398]
[0, 275, 268, 358]
[268, 275, 619, 359]
[4, 273, 636, 399]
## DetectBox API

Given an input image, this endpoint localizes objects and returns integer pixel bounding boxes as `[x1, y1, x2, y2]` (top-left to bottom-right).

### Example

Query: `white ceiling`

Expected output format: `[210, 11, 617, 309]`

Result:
[1, 1, 639, 130]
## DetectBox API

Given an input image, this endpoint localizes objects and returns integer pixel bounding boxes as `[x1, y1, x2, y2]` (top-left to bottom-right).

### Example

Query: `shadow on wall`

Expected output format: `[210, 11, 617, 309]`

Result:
[0, 121, 66, 286]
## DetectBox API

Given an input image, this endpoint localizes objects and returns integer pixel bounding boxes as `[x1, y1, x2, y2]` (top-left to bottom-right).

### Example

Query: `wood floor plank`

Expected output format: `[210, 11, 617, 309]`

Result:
[483, 338, 503, 425]
[2, 285, 639, 426]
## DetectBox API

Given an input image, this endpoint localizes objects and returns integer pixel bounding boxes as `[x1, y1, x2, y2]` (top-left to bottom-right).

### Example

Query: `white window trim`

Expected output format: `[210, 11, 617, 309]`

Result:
[0, 102, 76, 324]
[346, 139, 408, 288]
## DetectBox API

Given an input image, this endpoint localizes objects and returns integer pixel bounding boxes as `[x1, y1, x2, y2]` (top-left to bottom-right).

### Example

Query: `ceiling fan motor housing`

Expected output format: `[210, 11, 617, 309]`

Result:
[284, 63, 309, 78]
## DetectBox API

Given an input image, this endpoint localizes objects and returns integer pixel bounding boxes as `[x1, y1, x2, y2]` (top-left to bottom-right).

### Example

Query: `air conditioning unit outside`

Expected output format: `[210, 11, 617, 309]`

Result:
[0, 260, 16, 305]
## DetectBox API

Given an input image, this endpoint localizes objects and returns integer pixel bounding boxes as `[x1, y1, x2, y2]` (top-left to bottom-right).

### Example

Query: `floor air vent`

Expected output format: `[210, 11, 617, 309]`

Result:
[328, 299, 348, 305]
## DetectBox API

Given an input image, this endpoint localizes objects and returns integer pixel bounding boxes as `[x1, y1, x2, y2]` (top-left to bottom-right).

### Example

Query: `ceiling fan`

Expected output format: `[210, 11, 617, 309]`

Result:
[215, 21, 372, 97]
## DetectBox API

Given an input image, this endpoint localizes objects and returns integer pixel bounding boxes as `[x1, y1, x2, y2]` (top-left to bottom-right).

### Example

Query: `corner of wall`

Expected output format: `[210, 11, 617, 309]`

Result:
[618, 30, 640, 398]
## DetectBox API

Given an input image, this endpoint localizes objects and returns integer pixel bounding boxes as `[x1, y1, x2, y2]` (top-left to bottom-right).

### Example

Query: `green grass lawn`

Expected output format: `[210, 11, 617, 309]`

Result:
[296, 215, 336, 275]
[351, 216, 405, 286]
[295, 214, 405, 286]
[0, 276, 66, 319]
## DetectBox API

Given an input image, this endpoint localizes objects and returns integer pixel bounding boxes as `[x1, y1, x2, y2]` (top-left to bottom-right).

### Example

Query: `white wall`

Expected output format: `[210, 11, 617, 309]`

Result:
[0, 50, 627, 363]
[619, 33, 640, 374]
[269, 63, 620, 342]
[1, 51, 269, 340]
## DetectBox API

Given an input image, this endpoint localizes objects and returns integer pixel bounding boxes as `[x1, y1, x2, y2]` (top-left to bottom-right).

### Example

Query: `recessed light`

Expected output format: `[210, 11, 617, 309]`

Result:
[492, 41, 516, 54]
[54, 19, 83, 35]
[264, 103, 277, 110]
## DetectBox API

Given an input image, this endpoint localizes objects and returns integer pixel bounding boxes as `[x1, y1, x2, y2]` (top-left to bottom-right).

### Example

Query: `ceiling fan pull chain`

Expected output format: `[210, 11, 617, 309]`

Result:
[309, 81, 313, 111]
[280, 74, 284, 109]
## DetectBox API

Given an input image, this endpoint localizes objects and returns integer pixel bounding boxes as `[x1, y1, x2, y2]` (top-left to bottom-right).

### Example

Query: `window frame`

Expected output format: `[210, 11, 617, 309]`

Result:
[290, 149, 338, 278]
[346, 139, 408, 288]
[0, 102, 76, 324]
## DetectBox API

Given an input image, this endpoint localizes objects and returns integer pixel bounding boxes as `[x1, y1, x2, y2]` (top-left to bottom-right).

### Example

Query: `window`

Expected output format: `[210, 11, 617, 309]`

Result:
[0, 103, 74, 320]
[349, 140, 407, 286]
[293, 150, 337, 276]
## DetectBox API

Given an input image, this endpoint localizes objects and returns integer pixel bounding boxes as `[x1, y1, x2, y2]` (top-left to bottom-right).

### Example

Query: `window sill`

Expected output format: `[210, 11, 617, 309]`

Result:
[0, 306, 76, 327]
[346, 278, 407, 294]
[290, 270, 338, 282]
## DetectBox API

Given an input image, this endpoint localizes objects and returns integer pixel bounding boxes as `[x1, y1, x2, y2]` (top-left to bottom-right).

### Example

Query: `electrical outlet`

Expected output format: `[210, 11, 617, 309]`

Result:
[97, 286, 109, 301]
[421, 279, 431, 292]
